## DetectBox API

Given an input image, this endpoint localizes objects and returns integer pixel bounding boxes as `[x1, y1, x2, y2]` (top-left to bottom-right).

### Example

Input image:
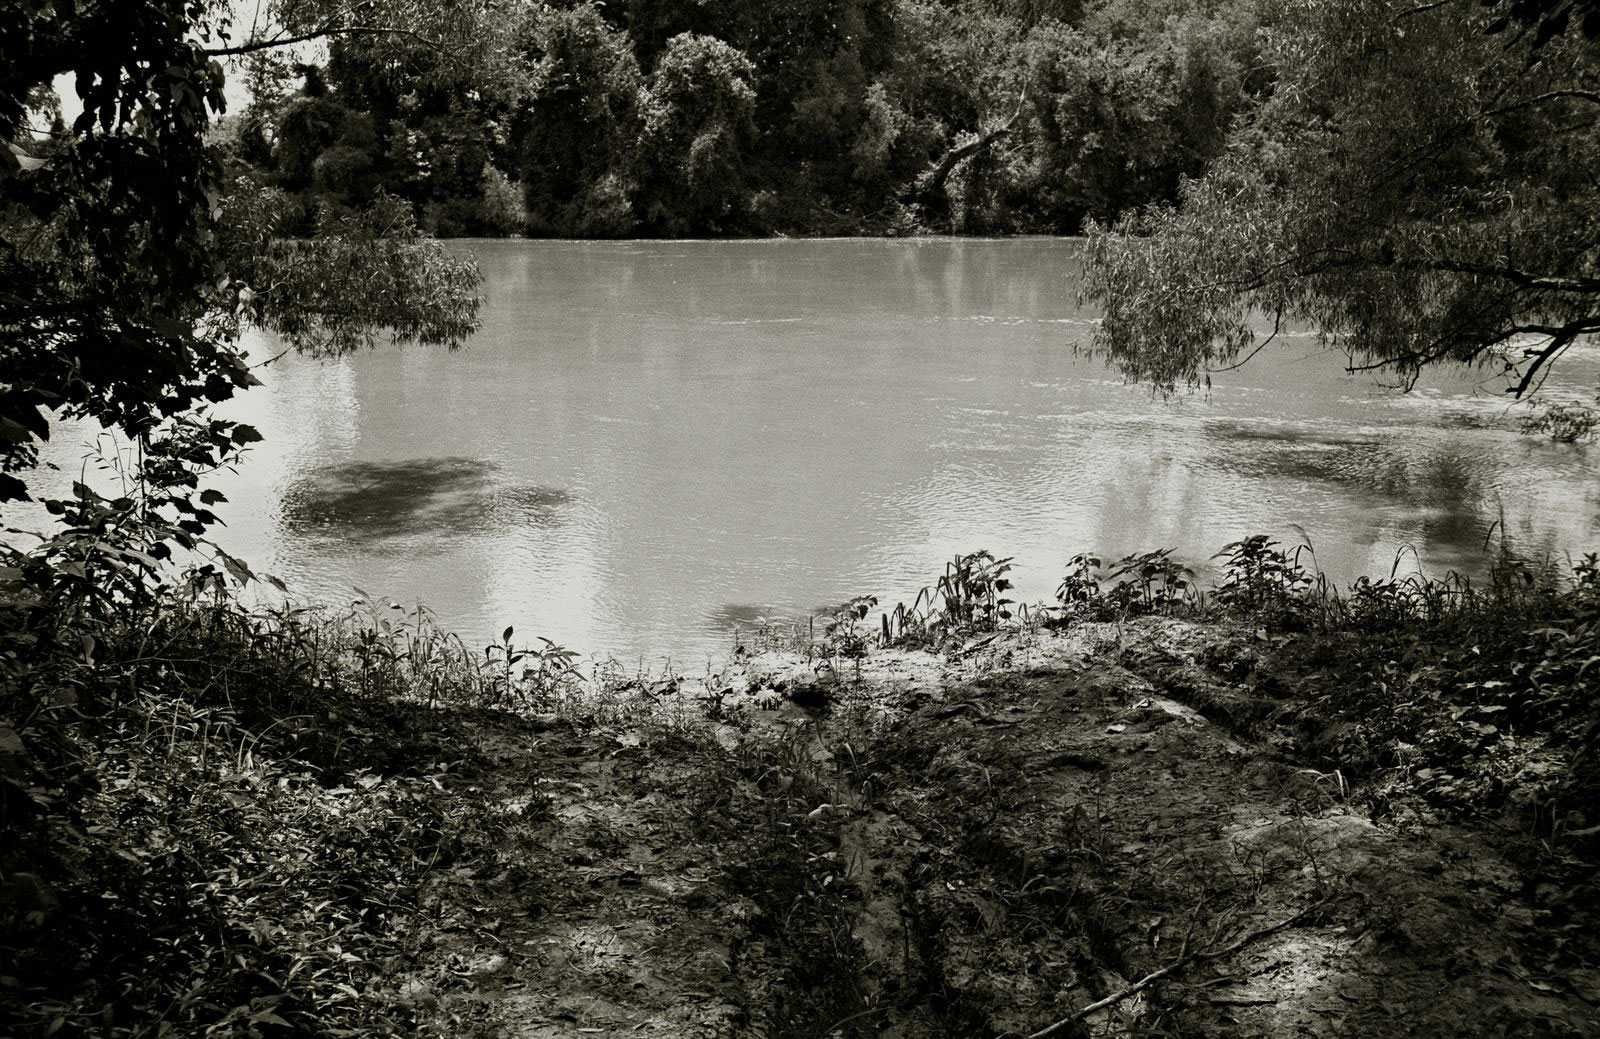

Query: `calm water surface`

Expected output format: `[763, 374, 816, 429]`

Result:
[31, 239, 1600, 660]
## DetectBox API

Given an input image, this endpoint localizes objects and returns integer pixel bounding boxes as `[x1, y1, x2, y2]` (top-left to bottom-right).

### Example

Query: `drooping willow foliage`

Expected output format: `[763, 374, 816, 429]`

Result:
[1083, 0, 1600, 398]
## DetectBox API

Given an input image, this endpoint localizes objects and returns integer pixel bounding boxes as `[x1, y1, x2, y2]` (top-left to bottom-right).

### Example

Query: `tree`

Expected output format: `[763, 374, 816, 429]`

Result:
[512, 2, 645, 236]
[0, 0, 484, 599]
[1022, 12, 1259, 229]
[637, 33, 760, 234]
[1081, 0, 1600, 399]
[889, 0, 1032, 230]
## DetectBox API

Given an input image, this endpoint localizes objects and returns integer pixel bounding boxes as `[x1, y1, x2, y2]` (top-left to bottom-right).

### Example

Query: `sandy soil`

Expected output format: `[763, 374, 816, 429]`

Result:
[400, 621, 1600, 1037]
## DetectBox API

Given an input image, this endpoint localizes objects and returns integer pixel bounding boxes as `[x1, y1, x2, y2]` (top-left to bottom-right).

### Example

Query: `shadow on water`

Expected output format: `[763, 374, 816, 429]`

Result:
[1204, 421, 1480, 497]
[1202, 420, 1508, 558]
[280, 458, 571, 542]
[708, 603, 780, 629]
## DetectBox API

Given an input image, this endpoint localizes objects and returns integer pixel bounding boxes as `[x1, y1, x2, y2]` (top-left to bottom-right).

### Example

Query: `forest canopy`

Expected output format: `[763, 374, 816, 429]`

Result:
[220, 0, 1273, 238]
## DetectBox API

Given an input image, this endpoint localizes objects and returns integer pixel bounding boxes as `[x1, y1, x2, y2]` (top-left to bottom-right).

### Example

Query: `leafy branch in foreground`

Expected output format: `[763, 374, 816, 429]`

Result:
[221, 183, 482, 355]
[1, 1, 491, 683]
[1, 0, 486, 512]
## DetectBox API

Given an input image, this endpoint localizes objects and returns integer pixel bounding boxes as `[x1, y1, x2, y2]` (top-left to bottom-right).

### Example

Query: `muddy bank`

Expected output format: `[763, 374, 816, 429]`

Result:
[400, 620, 1600, 1037]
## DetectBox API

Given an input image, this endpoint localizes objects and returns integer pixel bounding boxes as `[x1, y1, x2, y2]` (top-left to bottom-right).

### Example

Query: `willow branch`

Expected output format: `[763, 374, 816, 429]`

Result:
[1207, 308, 1283, 376]
[1511, 320, 1600, 398]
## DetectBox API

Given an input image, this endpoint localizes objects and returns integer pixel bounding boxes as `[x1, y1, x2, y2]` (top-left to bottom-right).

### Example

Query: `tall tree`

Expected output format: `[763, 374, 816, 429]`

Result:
[636, 33, 760, 234]
[512, 2, 644, 236]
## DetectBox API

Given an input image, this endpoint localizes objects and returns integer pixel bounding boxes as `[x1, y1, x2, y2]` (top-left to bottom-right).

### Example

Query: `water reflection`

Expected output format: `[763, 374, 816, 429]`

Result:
[281, 458, 570, 543]
[19, 239, 1600, 660]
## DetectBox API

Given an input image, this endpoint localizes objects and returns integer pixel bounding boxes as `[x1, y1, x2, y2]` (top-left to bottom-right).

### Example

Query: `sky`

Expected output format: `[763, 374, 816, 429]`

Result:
[48, 1, 293, 132]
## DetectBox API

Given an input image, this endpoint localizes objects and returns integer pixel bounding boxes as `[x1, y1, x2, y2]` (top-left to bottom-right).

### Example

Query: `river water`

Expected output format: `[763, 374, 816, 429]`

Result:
[24, 238, 1600, 661]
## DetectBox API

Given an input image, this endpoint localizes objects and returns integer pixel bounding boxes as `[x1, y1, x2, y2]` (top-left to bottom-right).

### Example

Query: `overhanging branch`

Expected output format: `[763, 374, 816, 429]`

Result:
[1510, 318, 1600, 397]
[205, 24, 443, 57]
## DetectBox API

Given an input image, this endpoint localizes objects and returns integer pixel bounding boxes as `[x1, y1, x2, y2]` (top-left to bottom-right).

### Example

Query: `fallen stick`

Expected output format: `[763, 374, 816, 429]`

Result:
[1019, 897, 1332, 1039]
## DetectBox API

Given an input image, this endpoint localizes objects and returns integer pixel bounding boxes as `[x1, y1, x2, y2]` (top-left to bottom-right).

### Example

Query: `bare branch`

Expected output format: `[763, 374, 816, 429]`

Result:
[1427, 261, 1600, 295]
[1394, 1, 1456, 21]
[1481, 89, 1600, 120]
[1207, 308, 1284, 376]
[1510, 320, 1600, 397]
[205, 24, 442, 57]
[1020, 897, 1333, 1039]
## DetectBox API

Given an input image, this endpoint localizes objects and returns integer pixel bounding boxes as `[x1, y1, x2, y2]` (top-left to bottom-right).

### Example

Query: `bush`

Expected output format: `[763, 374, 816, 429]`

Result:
[478, 163, 527, 236]
[0, 437, 577, 1034]
[0, 586, 572, 1036]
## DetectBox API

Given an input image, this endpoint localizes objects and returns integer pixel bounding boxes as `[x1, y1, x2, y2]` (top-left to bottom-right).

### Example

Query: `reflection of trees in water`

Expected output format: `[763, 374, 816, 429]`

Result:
[280, 457, 570, 543]
[1092, 445, 1217, 563]
[1198, 420, 1585, 563]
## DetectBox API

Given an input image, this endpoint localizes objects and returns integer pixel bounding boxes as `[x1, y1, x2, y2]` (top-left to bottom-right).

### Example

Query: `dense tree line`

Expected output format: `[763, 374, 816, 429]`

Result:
[223, 0, 1269, 237]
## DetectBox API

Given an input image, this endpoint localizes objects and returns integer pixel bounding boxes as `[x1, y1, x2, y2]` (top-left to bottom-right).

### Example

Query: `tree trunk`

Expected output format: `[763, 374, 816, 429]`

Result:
[915, 92, 1027, 226]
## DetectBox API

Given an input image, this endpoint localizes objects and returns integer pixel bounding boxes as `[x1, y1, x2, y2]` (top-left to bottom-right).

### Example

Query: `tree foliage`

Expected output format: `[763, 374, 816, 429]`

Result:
[513, 3, 644, 235]
[0, 0, 484, 611]
[232, 0, 1270, 237]
[638, 33, 760, 233]
[1083, 0, 1600, 397]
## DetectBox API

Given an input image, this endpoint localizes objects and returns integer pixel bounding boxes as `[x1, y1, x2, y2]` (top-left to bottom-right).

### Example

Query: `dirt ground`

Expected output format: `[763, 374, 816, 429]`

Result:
[401, 620, 1600, 1038]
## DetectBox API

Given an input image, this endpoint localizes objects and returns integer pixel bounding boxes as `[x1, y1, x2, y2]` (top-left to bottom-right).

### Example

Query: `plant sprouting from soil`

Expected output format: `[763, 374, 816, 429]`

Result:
[1104, 548, 1193, 617]
[1212, 535, 1314, 624]
[825, 595, 879, 677]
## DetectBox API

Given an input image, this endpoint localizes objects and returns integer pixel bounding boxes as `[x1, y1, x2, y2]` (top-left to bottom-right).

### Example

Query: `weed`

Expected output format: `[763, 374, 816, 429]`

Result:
[1104, 547, 1193, 616]
[1055, 552, 1108, 620]
[882, 551, 1016, 649]
[825, 595, 879, 678]
[936, 550, 1016, 632]
[1212, 534, 1313, 626]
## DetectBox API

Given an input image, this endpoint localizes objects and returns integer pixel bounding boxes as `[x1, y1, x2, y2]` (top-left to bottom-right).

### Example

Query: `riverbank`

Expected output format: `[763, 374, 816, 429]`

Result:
[407, 620, 1600, 1037]
[3, 579, 1597, 1036]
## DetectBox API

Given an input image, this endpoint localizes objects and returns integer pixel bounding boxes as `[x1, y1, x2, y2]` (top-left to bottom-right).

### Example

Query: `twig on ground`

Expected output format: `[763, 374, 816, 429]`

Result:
[1018, 896, 1334, 1039]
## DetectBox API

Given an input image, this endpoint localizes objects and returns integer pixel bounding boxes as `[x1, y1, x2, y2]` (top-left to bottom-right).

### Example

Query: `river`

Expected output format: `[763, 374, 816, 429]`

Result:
[26, 238, 1600, 661]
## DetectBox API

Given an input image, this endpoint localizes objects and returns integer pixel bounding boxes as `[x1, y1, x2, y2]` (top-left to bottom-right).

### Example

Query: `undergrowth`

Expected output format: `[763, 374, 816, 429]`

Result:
[836, 536, 1600, 845]
[0, 585, 575, 1037]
